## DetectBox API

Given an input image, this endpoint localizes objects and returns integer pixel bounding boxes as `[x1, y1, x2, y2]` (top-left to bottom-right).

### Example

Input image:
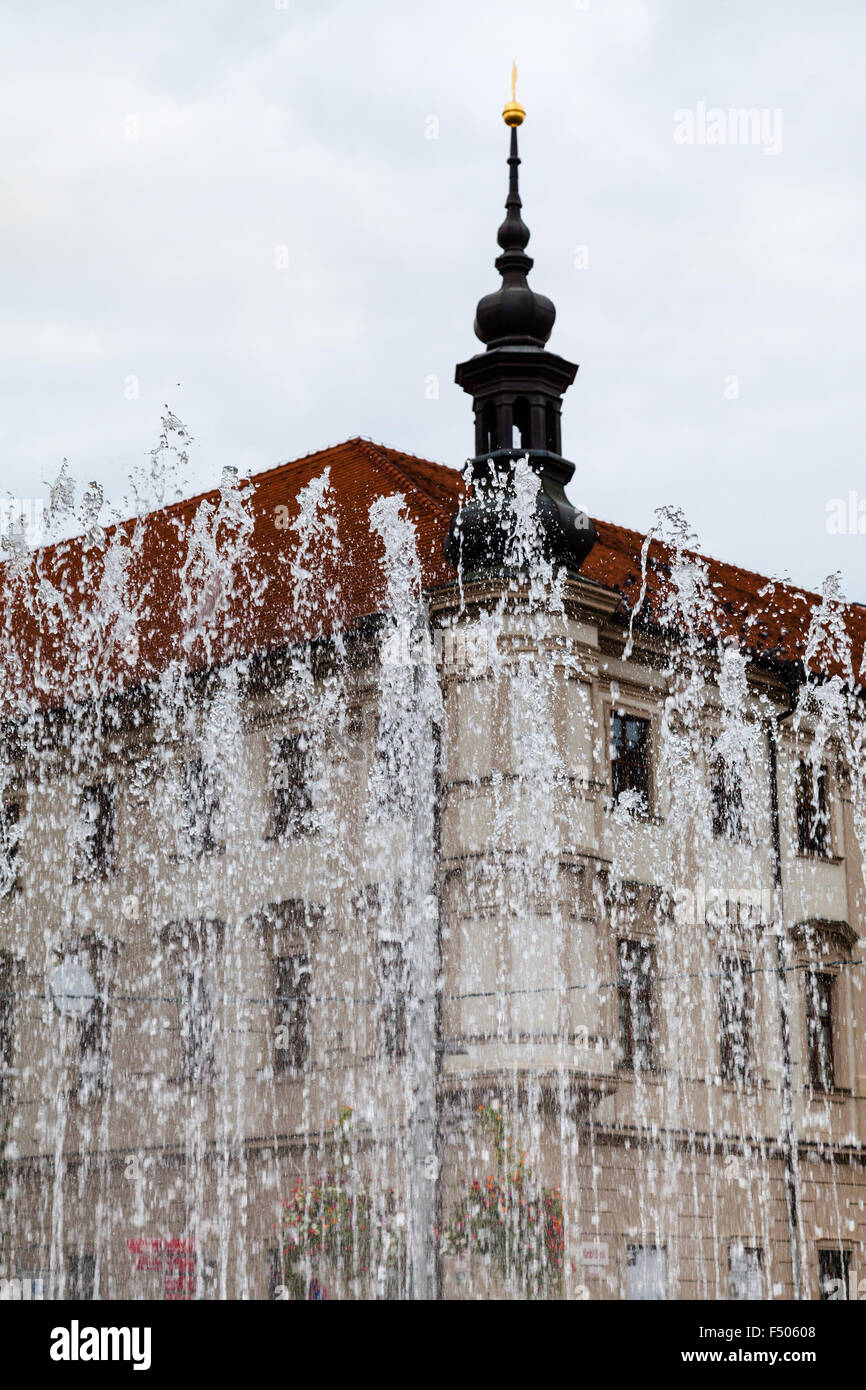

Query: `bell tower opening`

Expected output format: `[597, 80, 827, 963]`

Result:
[512, 396, 531, 450]
[482, 401, 497, 454]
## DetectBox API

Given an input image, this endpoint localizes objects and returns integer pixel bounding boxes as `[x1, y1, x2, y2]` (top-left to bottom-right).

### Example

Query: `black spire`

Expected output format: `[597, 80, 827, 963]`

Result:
[445, 74, 596, 576]
[473, 125, 556, 349]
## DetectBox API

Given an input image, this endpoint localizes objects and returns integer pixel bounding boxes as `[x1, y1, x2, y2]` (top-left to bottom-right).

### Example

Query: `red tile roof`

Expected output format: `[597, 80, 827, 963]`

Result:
[1, 437, 863, 715]
[586, 516, 865, 684]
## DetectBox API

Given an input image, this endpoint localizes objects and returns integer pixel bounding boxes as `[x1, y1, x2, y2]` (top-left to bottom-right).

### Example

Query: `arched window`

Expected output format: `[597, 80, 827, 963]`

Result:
[482, 401, 497, 454]
[791, 919, 856, 1094]
[512, 397, 531, 450]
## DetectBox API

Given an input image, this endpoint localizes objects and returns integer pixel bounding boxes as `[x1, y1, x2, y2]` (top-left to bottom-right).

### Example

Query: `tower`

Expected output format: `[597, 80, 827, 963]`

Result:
[445, 71, 596, 575]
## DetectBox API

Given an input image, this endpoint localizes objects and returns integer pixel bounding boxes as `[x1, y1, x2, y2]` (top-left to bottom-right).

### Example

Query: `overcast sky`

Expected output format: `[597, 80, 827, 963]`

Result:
[1, 0, 864, 598]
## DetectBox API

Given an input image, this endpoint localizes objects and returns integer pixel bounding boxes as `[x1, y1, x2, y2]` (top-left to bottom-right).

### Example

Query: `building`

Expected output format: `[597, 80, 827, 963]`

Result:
[1, 92, 865, 1302]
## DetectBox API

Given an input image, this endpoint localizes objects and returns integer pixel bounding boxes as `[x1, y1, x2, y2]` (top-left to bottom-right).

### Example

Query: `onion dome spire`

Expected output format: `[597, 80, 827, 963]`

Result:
[445, 68, 597, 578]
[474, 67, 556, 349]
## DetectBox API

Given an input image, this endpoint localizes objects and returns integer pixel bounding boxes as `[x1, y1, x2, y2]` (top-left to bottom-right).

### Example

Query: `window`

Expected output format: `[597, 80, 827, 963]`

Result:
[728, 1244, 762, 1300]
[182, 759, 219, 856]
[272, 735, 312, 839]
[796, 760, 829, 857]
[0, 802, 20, 896]
[373, 717, 411, 821]
[73, 784, 115, 880]
[611, 712, 651, 811]
[617, 939, 655, 1070]
[818, 1248, 850, 1300]
[719, 957, 753, 1085]
[378, 940, 407, 1060]
[482, 401, 497, 454]
[180, 962, 215, 1085]
[50, 945, 110, 1103]
[78, 977, 109, 1103]
[164, 919, 221, 1087]
[512, 396, 530, 450]
[710, 751, 745, 840]
[626, 1244, 666, 1300]
[65, 1251, 96, 1300]
[274, 954, 310, 1073]
[0, 952, 13, 1106]
[806, 971, 835, 1091]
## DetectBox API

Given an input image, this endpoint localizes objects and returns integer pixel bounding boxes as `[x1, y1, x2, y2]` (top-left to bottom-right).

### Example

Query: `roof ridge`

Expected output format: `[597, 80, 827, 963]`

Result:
[355, 439, 458, 523]
[592, 515, 825, 609]
[6, 439, 379, 562]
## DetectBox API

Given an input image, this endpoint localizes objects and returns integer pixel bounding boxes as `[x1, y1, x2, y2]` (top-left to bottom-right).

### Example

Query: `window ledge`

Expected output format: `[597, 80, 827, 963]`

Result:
[72, 868, 119, 885]
[263, 828, 317, 844]
[795, 852, 843, 866]
[169, 844, 226, 862]
[608, 803, 663, 827]
[615, 1062, 662, 1080]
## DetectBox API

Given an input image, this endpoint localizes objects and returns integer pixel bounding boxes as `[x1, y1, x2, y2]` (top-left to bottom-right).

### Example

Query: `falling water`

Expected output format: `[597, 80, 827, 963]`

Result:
[0, 423, 864, 1301]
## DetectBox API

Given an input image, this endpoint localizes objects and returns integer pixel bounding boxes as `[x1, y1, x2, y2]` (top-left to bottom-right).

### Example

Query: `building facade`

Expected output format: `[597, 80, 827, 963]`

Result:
[1, 101, 865, 1302]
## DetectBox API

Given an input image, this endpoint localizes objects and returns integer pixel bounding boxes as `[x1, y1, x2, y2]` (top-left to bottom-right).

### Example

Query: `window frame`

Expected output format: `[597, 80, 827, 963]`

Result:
[179, 960, 216, 1086]
[273, 952, 311, 1074]
[180, 758, 221, 857]
[73, 782, 115, 881]
[718, 956, 754, 1086]
[609, 708, 653, 815]
[617, 938, 656, 1071]
[795, 759, 831, 858]
[50, 939, 112, 1104]
[270, 734, 313, 840]
[709, 744, 747, 842]
[805, 968, 835, 1092]
[377, 938, 408, 1061]
[162, 919, 223, 1088]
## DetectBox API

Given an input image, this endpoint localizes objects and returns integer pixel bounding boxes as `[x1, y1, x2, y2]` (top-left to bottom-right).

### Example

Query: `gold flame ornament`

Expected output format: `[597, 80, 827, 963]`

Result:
[502, 61, 525, 126]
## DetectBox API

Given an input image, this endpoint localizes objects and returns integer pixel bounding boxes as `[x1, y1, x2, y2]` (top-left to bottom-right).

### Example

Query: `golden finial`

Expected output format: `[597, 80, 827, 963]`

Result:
[502, 61, 525, 127]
